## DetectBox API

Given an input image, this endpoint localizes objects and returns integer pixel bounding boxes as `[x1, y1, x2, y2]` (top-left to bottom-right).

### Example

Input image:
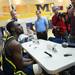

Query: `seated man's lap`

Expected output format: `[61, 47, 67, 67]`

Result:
[22, 64, 34, 75]
[22, 64, 43, 75]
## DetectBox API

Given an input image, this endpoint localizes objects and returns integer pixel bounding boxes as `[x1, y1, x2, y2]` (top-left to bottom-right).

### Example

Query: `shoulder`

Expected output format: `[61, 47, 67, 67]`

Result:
[5, 37, 20, 50]
[35, 19, 38, 25]
[11, 39, 21, 48]
[7, 39, 19, 48]
[42, 17, 48, 22]
[4, 38, 19, 53]
[10, 39, 22, 53]
[40, 17, 46, 22]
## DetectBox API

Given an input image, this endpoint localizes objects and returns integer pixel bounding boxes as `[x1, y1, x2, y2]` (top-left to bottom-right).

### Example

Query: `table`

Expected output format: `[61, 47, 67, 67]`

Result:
[22, 39, 75, 74]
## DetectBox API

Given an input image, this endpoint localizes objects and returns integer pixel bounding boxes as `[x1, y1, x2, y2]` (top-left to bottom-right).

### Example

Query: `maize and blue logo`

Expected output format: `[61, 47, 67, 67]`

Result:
[36, 3, 54, 11]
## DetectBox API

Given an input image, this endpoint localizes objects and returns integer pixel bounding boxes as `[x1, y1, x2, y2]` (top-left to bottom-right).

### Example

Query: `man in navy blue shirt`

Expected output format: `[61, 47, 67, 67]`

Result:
[35, 10, 48, 40]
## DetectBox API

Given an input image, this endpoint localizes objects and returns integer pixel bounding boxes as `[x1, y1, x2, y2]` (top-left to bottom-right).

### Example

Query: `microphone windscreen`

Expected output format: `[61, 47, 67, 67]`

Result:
[62, 42, 68, 48]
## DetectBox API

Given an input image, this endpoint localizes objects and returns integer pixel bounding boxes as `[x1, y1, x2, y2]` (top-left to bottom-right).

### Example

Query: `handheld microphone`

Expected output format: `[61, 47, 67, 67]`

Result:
[62, 42, 68, 48]
[62, 42, 75, 48]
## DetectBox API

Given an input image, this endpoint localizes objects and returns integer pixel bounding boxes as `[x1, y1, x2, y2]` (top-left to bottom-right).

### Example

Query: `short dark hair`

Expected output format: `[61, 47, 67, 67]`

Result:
[6, 21, 20, 35]
[67, 4, 72, 9]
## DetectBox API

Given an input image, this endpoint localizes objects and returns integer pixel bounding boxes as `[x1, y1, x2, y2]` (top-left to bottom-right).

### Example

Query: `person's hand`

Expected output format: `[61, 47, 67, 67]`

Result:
[27, 60, 34, 64]
[24, 59, 34, 66]
[53, 26, 57, 29]
[23, 58, 33, 62]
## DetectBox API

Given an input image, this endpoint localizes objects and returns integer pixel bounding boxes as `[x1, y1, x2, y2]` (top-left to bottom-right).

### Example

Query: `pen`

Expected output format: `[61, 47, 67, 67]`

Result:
[64, 54, 72, 57]
[44, 51, 52, 57]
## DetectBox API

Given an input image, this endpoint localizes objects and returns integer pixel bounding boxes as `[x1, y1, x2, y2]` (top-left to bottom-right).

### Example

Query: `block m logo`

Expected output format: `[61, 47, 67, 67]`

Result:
[36, 4, 49, 11]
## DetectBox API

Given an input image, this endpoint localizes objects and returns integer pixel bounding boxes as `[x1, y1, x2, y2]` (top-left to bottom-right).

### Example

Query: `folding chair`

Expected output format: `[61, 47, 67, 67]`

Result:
[2, 53, 26, 75]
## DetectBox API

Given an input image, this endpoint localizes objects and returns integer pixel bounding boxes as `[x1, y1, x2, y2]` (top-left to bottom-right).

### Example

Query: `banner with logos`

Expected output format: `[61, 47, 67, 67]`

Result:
[0, 0, 70, 21]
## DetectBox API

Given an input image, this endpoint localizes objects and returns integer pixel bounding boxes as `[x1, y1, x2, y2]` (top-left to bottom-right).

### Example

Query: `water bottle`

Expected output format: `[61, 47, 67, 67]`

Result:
[33, 32, 39, 44]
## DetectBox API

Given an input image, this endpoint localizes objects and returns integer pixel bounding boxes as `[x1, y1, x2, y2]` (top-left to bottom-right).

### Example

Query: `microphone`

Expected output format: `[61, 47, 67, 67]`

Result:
[62, 42, 75, 48]
[62, 42, 68, 48]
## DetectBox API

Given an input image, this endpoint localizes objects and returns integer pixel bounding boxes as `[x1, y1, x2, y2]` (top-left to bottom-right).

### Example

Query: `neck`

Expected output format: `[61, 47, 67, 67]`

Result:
[38, 17, 41, 19]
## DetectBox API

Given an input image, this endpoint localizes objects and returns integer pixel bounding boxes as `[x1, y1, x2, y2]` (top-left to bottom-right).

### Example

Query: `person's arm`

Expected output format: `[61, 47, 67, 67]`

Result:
[44, 18, 48, 32]
[34, 21, 38, 36]
[52, 15, 58, 29]
[12, 41, 34, 69]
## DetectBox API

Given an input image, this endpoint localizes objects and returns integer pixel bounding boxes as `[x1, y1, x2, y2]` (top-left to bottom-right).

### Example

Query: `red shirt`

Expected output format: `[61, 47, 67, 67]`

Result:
[52, 14, 59, 27]
[52, 14, 66, 34]
[57, 19, 66, 33]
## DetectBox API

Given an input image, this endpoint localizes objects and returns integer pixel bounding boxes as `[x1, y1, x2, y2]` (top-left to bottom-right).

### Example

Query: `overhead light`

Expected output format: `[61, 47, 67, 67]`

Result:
[58, 0, 63, 2]
[15, 0, 21, 4]
[38, 0, 45, 4]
